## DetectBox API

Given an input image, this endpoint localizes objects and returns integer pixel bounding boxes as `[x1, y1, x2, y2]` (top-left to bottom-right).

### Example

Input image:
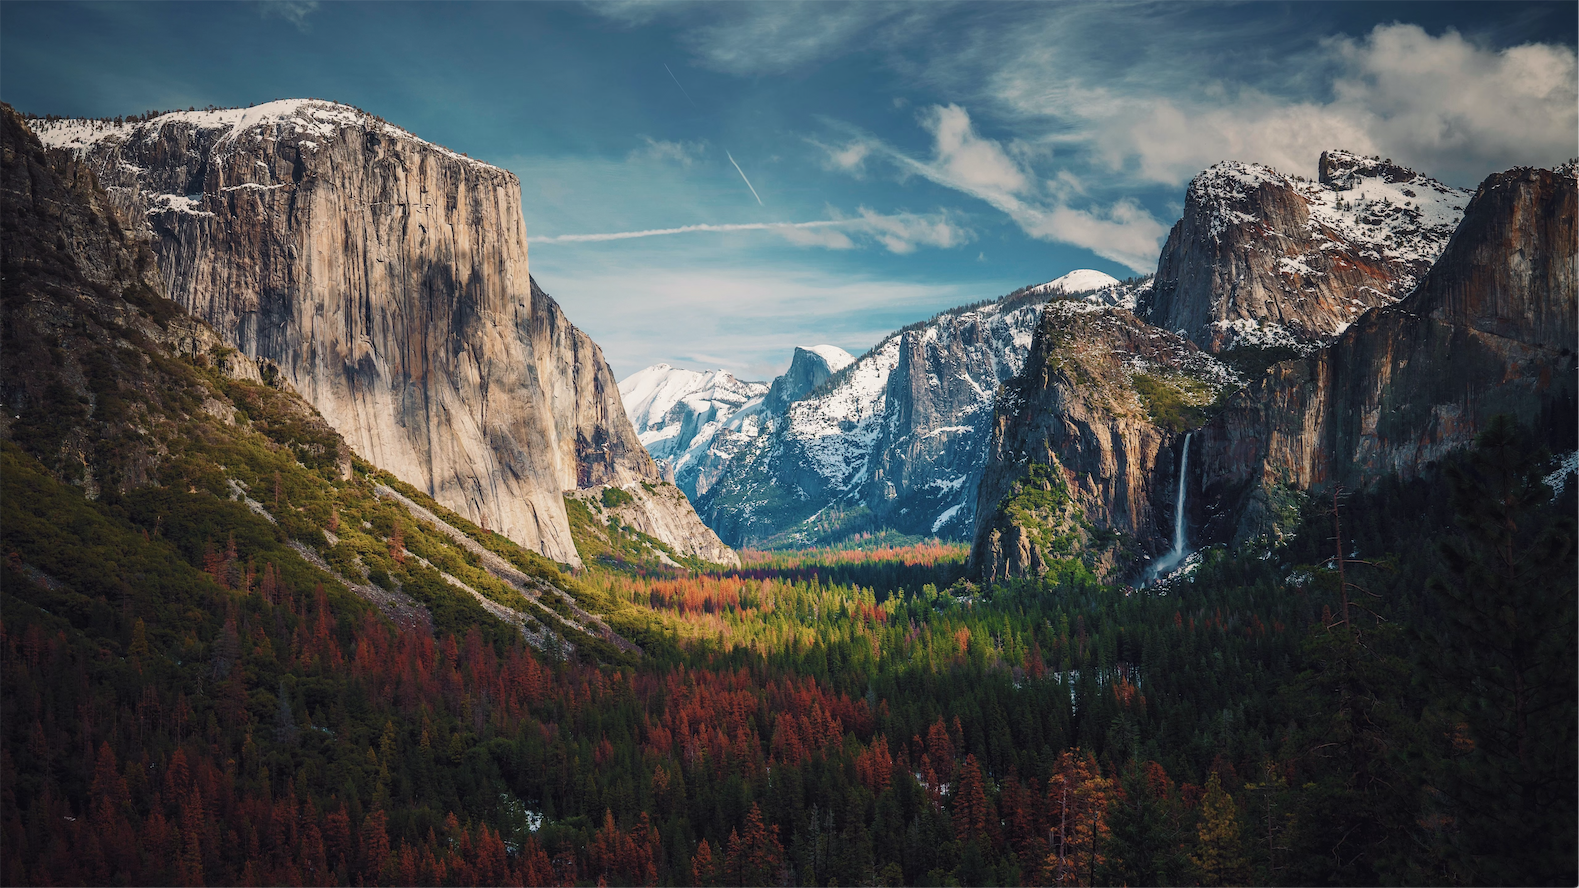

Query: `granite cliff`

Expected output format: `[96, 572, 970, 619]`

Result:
[1139, 150, 1469, 354]
[34, 100, 732, 567]
[1194, 164, 1578, 548]
[968, 293, 1235, 583]
[690, 272, 1122, 547]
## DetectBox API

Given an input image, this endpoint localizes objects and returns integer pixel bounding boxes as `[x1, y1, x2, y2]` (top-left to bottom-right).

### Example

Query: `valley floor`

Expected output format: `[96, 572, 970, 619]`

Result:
[3, 418, 1575, 886]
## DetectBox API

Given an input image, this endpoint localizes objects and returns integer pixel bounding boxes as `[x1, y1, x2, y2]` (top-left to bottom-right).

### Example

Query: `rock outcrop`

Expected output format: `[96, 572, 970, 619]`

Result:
[568, 482, 741, 567]
[33, 100, 730, 567]
[969, 295, 1236, 583]
[762, 345, 852, 414]
[1194, 164, 1578, 548]
[1, 103, 301, 495]
[1139, 150, 1469, 353]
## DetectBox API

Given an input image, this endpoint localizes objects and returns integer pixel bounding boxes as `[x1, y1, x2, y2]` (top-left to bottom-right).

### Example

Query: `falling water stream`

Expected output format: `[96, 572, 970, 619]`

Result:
[1148, 432, 1192, 582]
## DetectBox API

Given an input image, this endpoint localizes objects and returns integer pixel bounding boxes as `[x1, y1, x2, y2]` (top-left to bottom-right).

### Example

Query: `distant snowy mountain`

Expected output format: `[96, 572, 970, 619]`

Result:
[1141, 149, 1471, 352]
[689, 274, 1136, 546]
[619, 364, 768, 479]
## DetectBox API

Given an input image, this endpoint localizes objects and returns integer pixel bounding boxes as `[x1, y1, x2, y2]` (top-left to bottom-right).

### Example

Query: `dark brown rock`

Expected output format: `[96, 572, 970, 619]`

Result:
[1195, 165, 1578, 547]
[1139, 151, 1469, 353]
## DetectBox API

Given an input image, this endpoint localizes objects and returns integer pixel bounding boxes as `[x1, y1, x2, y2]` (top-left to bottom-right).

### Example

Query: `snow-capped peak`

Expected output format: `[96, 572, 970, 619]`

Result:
[800, 344, 855, 373]
[1027, 269, 1122, 297]
[619, 364, 765, 437]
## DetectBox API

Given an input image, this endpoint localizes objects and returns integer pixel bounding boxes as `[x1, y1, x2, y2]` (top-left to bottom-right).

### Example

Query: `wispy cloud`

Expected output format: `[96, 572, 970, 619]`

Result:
[827, 104, 1166, 271]
[536, 219, 852, 243]
[533, 261, 990, 379]
[628, 136, 706, 167]
[533, 210, 972, 255]
[976, 18, 1578, 186]
[258, 0, 317, 32]
[677, 6, 1575, 187]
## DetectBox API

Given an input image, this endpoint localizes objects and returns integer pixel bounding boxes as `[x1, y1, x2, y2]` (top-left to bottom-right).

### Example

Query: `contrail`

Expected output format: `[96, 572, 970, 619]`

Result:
[535, 219, 854, 244]
[726, 150, 764, 206]
[663, 63, 762, 207]
[663, 64, 699, 110]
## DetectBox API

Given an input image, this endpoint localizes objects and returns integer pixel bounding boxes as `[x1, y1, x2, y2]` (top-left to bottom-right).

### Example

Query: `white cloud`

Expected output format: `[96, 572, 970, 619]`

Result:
[921, 104, 1030, 196]
[833, 105, 1167, 271]
[982, 21, 1576, 186]
[628, 136, 706, 166]
[1325, 25, 1578, 181]
[535, 261, 989, 379]
[258, 0, 317, 31]
[853, 206, 969, 254]
[679, 3, 918, 76]
[820, 139, 872, 176]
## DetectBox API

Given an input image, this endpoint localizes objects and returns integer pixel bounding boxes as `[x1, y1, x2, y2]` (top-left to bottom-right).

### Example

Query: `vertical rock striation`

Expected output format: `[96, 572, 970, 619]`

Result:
[969, 297, 1235, 584]
[1194, 164, 1578, 547]
[1139, 150, 1469, 353]
[34, 101, 730, 566]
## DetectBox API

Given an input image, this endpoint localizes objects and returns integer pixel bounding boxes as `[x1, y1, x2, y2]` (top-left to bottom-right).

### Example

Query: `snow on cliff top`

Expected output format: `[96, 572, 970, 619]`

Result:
[1027, 269, 1122, 297]
[1187, 152, 1470, 264]
[32, 99, 503, 172]
[800, 344, 855, 373]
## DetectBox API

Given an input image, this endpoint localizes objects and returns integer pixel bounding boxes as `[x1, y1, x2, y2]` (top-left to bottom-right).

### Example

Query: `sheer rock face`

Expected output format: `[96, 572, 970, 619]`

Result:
[34, 101, 726, 567]
[1139, 150, 1469, 353]
[968, 299, 1235, 584]
[763, 346, 849, 414]
[1194, 165, 1578, 547]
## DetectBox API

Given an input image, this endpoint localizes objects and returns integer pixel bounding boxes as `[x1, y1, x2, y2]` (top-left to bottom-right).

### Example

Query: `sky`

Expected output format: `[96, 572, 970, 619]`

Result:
[3, 2, 1575, 380]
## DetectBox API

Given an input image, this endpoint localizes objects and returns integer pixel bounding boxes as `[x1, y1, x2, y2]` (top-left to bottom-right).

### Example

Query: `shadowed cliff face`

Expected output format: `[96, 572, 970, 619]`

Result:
[969, 300, 1235, 584]
[33, 101, 727, 567]
[1140, 151, 1469, 353]
[1195, 165, 1578, 548]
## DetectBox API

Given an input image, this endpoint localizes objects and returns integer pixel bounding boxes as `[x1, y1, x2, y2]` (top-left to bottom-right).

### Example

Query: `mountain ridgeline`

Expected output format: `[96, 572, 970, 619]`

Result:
[31, 100, 733, 569]
[975, 155, 1574, 582]
[622, 272, 1138, 549]
[4, 94, 1576, 888]
[623, 150, 1573, 587]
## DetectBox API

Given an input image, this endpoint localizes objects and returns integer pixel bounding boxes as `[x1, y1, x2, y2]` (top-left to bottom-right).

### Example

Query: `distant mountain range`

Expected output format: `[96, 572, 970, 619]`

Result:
[620, 270, 1132, 547]
[625, 150, 1572, 586]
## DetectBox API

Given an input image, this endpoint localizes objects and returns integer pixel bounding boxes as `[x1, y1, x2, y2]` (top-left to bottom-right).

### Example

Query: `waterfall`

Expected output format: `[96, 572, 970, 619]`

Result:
[1148, 432, 1192, 581]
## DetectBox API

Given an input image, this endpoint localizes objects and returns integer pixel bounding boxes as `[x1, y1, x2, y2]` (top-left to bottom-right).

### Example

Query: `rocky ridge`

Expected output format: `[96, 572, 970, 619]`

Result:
[690, 271, 1123, 547]
[1139, 149, 1470, 353]
[969, 291, 1237, 583]
[32, 100, 732, 567]
[1193, 163, 1578, 548]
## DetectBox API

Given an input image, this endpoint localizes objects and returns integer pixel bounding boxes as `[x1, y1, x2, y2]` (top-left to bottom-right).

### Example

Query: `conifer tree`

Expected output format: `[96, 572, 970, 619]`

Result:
[1190, 771, 1249, 886]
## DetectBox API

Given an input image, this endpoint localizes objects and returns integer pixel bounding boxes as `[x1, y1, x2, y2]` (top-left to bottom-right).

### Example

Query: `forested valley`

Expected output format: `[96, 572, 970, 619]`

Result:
[3, 407, 1573, 885]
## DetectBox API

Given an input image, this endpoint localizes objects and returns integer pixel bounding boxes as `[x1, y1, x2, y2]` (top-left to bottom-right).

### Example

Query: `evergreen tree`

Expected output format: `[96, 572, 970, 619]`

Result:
[1190, 771, 1249, 886]
[1425, 416, 1578, 885]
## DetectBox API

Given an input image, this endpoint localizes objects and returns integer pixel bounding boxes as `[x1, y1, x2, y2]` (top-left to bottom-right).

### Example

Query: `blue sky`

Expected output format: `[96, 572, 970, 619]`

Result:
[4, 2, 1575, 379]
